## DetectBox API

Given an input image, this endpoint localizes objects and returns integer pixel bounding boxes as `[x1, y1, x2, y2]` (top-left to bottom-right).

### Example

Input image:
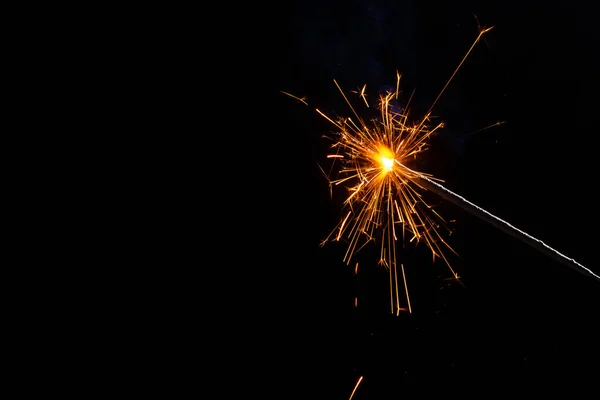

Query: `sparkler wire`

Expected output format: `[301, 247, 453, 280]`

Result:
[408, 168, 600, 282]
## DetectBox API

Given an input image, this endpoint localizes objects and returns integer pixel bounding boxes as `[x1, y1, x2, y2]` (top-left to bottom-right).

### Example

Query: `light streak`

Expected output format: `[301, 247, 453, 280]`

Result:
[348, 376, 363, 400]
[280, 90, 308, 106]
[466, 120, 506, 137]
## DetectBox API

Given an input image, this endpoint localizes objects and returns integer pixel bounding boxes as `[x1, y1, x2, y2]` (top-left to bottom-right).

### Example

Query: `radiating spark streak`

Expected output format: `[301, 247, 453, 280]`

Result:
[280, 90, 308, 105]
[348, 376, 363, 400]
[404, 89, 416, 117]
[316, 109, 342, 129]
[466, 120, 506, 136]
[389, 260, 394, 312]
[401, 264, 411, 313]
[360, 84, 369, 107]
[419, 26, 493, 132]
[394, 263, 401, 314]
[351, 85, 370, 108]
[317, 162, 334, 198]
[355, 262, 359, 275]
[336, 211, 352, 241]
[334, 79, 363, 123]
[396, 70, 401, 99]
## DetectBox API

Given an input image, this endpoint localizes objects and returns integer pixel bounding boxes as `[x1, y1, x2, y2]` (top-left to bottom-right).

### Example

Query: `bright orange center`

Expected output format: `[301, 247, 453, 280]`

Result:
[377, 146, 395, 172]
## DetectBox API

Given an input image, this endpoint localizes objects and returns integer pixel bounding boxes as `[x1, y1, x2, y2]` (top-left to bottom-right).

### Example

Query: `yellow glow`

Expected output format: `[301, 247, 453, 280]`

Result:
[378, 146, 395, 172]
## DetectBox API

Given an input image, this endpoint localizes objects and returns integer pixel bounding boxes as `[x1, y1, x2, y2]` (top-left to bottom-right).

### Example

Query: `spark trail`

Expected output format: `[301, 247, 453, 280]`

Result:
[348, 376, 363, 400]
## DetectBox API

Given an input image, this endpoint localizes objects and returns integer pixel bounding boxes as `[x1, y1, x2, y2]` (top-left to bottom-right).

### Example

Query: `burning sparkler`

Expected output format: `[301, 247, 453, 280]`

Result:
[315, 79, 456, 315]
[283, 25, 599, 315]
[312, 28, 495, 314]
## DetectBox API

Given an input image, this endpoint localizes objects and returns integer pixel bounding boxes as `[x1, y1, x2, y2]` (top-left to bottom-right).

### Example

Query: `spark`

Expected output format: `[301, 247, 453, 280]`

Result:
[423, 26, 493, 121]
[351, 84, 369, 107]
[280, 90, 308, 105]
[466, 120, 506, 136]
[348, 376, 363, 400]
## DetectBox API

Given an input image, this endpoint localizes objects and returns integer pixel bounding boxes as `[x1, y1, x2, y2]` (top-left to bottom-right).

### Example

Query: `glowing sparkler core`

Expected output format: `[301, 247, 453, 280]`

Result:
[377, 146, 395, 173]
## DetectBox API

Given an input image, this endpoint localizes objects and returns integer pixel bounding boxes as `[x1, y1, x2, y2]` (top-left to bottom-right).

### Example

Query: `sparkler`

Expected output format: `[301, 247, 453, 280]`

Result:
[315, 81, 455, 314]
[283, 25, 599, 315]
[313, 27, 494, 314]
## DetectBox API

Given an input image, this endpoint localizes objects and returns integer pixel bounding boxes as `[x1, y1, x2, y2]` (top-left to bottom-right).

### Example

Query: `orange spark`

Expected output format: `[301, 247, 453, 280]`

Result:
[467, 120, 506, 136]
[280, 90, 308, 105]
[348, 376, 363, 400]
[352, 84, 370, 107]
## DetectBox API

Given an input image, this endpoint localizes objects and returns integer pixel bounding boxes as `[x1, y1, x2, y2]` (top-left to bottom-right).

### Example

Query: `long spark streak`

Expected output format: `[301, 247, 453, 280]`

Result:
[348, 376, 363, 400]
[401, 263, 411, 313]
[421, 26, 493, 127]
[280, 90, 308, 105]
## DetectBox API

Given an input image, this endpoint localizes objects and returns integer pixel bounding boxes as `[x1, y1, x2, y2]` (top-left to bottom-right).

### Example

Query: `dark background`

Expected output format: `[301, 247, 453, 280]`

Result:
[250, 0, 599, 396]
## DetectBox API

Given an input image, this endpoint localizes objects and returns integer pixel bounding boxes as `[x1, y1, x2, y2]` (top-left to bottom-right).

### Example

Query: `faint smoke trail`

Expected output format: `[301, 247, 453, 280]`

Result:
[407, 167, 600, 282]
